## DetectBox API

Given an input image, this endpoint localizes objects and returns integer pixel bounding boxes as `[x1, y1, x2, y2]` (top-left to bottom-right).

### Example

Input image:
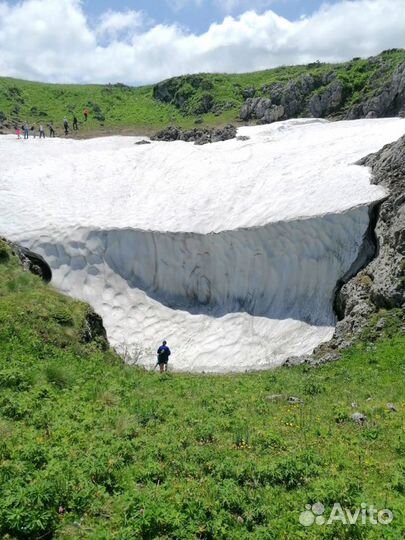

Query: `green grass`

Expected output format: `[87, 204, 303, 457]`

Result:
[0, 240, 405, 539]
[1, 49, 404, 136]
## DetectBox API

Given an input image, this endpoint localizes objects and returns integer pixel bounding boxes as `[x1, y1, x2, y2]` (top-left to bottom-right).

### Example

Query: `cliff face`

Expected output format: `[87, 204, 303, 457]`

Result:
[241, 58, 405, 124]
[285, 133, 405, 366]
[334, 135, 405, 342]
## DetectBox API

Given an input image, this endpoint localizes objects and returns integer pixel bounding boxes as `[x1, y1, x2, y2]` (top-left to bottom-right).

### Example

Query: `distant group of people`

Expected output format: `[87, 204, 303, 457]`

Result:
[16, 122, 48, 139]
[15, 108, 90, 139]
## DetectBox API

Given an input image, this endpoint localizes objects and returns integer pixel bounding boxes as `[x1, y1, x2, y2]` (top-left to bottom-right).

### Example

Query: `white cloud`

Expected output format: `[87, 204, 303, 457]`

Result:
[96, 9, 144, 39]
[0, 0, 404, 85]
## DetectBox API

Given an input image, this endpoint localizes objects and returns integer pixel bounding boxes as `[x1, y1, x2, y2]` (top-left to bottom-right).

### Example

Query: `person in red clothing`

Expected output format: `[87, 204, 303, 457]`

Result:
[83, 108, 89, 121]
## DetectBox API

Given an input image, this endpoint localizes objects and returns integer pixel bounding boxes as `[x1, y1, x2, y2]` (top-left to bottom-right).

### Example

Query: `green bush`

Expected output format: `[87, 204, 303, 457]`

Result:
[269, 453, 318, 489]
[0, 244, 10, 263]
[43, 365, 73, 389]
[0, 367, 32, 391]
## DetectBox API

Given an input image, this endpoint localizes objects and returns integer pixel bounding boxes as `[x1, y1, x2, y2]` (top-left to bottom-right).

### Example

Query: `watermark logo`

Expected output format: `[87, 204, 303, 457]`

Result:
[299, 502, 393, 527]
[299, 503, 326, 527]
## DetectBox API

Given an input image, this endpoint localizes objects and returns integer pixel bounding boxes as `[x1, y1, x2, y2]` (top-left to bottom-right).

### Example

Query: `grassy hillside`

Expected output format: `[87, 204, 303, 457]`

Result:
[0, 49, 404, 136]
[1, 240, 405, 539]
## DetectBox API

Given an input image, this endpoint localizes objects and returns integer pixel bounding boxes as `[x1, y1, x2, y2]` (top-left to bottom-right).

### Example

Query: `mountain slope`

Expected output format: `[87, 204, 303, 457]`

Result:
[0, 49, 404, 136]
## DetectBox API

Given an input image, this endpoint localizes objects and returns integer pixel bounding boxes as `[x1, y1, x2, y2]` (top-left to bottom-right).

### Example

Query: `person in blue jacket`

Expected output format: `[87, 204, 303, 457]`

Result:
[156, 340, 171, 372]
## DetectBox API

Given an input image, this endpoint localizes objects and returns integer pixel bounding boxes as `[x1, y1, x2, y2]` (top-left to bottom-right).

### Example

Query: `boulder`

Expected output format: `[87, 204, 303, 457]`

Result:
[351, 412, 367, 424]
[4, 240, 52, 283]
[81, 310, 108, 348]
[151, 124, 237, 145]
[242, 87, 256, 99]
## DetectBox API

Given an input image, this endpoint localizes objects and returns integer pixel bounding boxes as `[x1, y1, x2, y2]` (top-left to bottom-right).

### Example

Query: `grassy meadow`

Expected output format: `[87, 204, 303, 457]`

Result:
[0, 240, 404, 539]
[0, 49, 404, 136]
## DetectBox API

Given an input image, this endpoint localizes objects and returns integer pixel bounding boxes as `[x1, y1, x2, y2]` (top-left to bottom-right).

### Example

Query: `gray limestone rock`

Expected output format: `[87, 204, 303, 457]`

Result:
[351, 412, 368, 424]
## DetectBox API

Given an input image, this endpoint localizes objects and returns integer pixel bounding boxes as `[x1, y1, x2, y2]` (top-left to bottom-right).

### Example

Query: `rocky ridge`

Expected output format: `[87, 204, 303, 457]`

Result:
[150, 50, 405, 128]
[285, 133, 405, 366]
[241, 59, 405, 124]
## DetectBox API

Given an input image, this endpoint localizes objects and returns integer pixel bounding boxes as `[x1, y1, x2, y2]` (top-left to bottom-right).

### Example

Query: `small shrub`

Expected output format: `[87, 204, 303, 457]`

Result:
[304, 381, 324, 395]
[44, 365, 73, 389]
[99, 390, 119, 407]
[394, 437, 405, 456]
[51, 308, 74, 326]
[269, 454, 317, 489]
[0, 244, 10, 263]
[137, 401, 164, 427]
[0, 367, 32, 391]
[253, 431, 286, 451]
[391, 466, 405, 494]
[334, 407, 349, 424]
[233, 426, 250, 449]
[195, 425, 216, 445]
[361, 426, 380, 441]
[0, 395, 30, 420]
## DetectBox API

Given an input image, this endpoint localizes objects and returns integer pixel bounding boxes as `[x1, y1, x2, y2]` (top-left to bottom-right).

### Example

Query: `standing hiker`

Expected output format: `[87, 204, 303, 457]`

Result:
[23, 122, 29, 139]
[63, 117, 69, 135]
[49, 122, 55, 137]
[156, 340, 171, 373]
[39, 124, 45, 138]
[73, 115, 78, 130]
[83, 108, 89, 121]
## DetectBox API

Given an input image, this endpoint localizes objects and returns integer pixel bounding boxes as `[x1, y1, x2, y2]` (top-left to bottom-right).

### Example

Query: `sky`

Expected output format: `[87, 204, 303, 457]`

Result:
[0, 0, 404, 85]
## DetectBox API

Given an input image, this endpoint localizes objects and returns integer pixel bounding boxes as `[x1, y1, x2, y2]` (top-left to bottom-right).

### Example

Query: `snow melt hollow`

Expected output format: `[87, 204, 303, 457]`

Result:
[1, 118, 404, 372]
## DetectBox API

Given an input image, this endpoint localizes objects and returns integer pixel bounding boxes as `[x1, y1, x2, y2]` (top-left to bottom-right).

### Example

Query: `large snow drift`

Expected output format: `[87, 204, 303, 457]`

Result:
[1, 118, 404, 372]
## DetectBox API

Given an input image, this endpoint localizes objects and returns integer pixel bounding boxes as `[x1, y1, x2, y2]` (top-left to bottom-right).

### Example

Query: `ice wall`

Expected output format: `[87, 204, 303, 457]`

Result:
[23, 205, 368, 371]
[2, 118, 405, 372]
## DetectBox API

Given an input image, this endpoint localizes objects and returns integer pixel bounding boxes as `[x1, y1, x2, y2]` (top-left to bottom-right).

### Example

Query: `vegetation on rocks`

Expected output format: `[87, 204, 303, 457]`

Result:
[0, 239, 405, 539]
[0, 49, 404, 136]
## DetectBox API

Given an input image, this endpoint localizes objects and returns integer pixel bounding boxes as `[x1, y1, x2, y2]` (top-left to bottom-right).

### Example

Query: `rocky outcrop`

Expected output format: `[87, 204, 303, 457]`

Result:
[241, 98, 285, 123]
[240, 55, 405, 125]
[334, 135, 405, 336]
[151, 124, 237, 145]
[347, 62, 405, 119]
[241, 73, 330, 122]
[240, 74, 320, 122]
[2, 238, 52, 283]
[309, 79, 344, 117]
[152, 74, 219, 115]
[81, 309, 108, 349]
[285, 134, 405, 366]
